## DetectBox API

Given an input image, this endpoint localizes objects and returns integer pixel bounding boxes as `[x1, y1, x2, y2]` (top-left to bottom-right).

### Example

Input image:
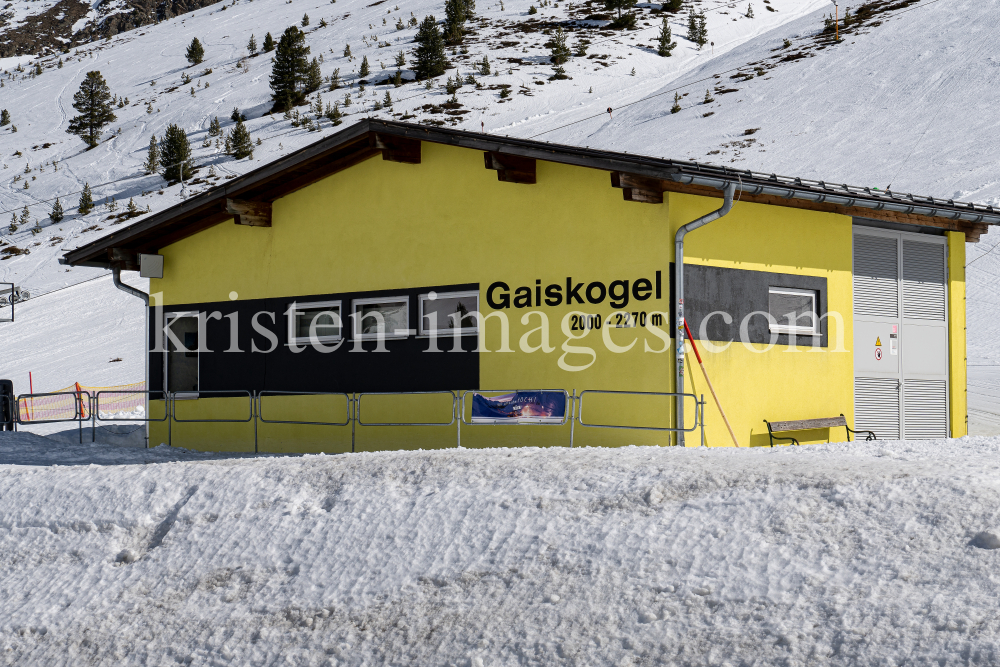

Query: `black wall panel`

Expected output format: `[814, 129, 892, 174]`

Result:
[679, 264, 828, 347]
[149, 283, 479, 394]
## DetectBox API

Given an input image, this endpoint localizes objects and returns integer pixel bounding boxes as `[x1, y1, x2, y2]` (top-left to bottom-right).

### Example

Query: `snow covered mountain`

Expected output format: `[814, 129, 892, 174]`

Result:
[3, 0, 1000, 432]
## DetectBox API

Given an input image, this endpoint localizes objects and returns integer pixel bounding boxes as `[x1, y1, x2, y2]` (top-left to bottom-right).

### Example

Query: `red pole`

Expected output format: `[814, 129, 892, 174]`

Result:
[28, 372, 34, 421]
[683, 319, 741, 447]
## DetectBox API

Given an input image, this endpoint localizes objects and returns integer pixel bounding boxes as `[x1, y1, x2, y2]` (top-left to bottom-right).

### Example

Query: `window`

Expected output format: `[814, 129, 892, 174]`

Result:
[418, 290, 479, 336]
[165, 313, 199, 395]
[352, 297, 410, 340]
[768, 287, 819, 335]
[288, 300, 343, 345]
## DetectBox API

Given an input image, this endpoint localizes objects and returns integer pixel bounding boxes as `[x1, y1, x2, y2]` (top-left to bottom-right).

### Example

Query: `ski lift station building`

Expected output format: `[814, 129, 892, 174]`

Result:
[62, 120, 998, 452]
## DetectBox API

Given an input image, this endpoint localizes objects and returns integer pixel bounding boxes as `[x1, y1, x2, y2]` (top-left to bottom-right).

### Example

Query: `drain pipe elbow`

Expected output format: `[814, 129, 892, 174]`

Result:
[674, 181, 737, 446]
[112, 267, 149, 306]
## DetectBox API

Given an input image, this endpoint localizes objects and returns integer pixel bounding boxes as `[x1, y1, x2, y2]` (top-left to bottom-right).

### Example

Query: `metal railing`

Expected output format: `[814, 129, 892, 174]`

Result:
[15, 390, 92, 443]
[576, 390, 705, 447]
[9, 387, 706, 451]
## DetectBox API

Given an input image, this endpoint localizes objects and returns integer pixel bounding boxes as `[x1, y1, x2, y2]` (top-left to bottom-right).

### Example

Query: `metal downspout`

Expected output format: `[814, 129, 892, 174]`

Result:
[674, 182, 736, 446]
[112, 267, 151, 448]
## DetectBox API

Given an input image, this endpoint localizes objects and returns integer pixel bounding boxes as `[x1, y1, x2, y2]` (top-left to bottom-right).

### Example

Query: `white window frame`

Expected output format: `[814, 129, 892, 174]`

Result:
[163, 311, 200, 399]
[351, 296, 411, 340]
[418, 290, 480, 337]
[288, 300, 343, 346]
[768, 287, 820, 336]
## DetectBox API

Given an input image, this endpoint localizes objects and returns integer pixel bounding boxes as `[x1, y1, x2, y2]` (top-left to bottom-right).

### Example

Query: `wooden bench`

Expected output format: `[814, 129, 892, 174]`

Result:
[763, 414, 876, 447]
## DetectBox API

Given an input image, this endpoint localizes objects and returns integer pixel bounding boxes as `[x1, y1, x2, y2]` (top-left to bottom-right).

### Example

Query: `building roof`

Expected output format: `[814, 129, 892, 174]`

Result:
[62, 119, 998, 268]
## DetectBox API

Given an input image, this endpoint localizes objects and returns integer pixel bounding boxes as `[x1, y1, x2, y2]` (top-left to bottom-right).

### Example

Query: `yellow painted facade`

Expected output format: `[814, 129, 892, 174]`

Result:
[147, 141, 967, 452]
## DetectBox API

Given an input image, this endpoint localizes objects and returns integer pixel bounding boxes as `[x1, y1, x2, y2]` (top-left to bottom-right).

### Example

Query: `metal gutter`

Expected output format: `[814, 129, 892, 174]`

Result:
[674, 182, 737, 446]
[671, 173, 999, 226]
[112, 267, 150, 448]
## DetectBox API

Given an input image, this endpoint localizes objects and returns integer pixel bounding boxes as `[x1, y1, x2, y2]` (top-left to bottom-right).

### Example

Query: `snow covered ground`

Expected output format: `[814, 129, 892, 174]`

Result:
[4, 434, 1000, 664]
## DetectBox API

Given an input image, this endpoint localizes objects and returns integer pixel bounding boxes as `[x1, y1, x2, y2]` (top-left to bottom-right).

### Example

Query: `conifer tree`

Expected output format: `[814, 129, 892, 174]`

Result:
[269, 26, 311, 110]
[657, 17, 676, 56]
[746, 3, 753, 18]
[19, 205, 30, 228]
[306, 57, 323, 92]
[326, 102, 343, 125]
[344, 44, 352, 58]
[696, 12, 708, 47]
[143, 135, 160, 174]
[301, 13, 310, 26]
[159, 124, 193, 182]
[0, 109, 8, 126]
[479, 55, 490, 75]
[248, 34, 258, 55]
[78, 183, 94, 214]
[603, 0, 636, 22]
[231, 107, 246, 122]
[686, 9, 698, 42]
[329, 67, 341, 90]
[66, 71, 116, 149]
[359, 55, 370, 78]
[126, 197, 140, 218]
[703, 88, 714, 103]
[263, 32, 275, 52]
[186, 37, 205, 65]
[663, 0, 681, 11]
[227, 118, 254, 159]
[444, 0, 467, 45]
[549, 27, 571, 66]
[413, 16, 447, 80]
[50, 197, 63, 223]
[670, 92, 681, 114]
[395, 51, 406, 68]
[209, 116, 221, 136]
[383, 90, 392, 107]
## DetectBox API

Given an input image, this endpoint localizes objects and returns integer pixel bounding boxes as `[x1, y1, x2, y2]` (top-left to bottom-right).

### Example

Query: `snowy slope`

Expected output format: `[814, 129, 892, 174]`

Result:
[0, 272, 146, 396]
[4, 436, 1000, 664]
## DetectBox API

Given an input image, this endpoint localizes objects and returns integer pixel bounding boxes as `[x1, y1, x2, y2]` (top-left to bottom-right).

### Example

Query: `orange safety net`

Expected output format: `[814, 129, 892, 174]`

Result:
[18, 381, 146, 423]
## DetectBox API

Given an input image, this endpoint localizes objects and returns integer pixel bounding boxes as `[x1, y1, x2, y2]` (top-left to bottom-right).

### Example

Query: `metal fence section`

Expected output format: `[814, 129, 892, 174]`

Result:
[95, 390, 168, 422]
[576, 390, 706, 447]
[9, 387, 708, 451]
[171, 390, 256, 451]
[15, 390, 92, 443]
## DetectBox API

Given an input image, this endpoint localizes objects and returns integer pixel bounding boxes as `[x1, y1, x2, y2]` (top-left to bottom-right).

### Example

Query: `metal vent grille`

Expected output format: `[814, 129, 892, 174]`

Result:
[902, 241, 946, 321]
[854, 235, 899, 318]
[854, 377, 900, 440]
[903, 379, 948, 439]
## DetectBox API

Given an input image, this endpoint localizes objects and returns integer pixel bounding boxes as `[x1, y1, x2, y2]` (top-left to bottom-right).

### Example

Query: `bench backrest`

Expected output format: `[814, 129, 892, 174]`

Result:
[768, 416, 848, 433]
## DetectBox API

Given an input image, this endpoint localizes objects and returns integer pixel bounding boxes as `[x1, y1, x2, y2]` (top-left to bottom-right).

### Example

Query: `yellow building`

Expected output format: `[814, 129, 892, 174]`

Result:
[63, 120, 996, 453]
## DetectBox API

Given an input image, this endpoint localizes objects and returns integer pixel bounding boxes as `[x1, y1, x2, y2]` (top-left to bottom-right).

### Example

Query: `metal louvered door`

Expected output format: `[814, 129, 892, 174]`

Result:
[853, 227, 949, 440]
[900, 238, 949, 438]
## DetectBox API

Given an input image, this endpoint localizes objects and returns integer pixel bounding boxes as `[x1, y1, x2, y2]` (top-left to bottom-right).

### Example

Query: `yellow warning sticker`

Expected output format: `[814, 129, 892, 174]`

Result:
[875, 337, 882, 346]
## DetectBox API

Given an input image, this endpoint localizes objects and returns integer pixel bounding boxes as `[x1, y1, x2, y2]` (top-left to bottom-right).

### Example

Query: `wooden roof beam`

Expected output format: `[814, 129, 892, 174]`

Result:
[372, 133, 421, 164]
[108, 247, 139, 271]
[227, 199, 272, 227]
[484, 151, 536, 184]
[611, 171, 666, 204]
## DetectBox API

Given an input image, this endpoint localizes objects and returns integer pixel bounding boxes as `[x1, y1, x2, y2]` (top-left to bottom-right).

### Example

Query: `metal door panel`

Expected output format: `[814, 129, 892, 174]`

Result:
[854, 320, 898, 374]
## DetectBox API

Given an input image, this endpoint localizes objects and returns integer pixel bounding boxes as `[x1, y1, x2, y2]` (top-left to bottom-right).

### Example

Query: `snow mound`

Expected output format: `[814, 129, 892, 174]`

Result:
[4, 436, 1000, 664]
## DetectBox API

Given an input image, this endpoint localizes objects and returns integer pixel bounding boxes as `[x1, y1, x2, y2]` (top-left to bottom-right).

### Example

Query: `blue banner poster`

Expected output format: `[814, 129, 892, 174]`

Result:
[470, 391, 567, 424]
